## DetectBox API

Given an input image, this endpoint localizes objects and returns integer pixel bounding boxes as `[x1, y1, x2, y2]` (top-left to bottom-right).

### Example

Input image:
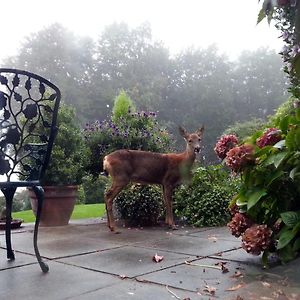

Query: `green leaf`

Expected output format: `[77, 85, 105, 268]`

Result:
[266, 170, 284, 187]
[257, 8, 266, 24]
[293, 237, 300, 252]
[273, 151, 288, 168]
[286, 130, 296, 150]
[277, 229, 297, 249]
[296, 108, 300, 121]
[278, 244, 297, 262]
[295, 127, 300, 149]
[261, 151, 288, 168]
[280, 211, 300, 227]
[279, 115, 290, 133]
[290, 166, 299, 180]
[247, 188, 267, 210]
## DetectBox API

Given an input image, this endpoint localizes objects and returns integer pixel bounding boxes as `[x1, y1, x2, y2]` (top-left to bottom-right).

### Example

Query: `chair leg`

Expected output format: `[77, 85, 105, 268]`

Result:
[32, 186, 49, 273]
[1, 187, 17, 260]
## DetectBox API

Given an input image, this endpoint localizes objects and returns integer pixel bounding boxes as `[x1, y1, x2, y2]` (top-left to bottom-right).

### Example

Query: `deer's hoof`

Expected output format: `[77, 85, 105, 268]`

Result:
[169, 224, 179, 230]
[108, 225, 115, 232]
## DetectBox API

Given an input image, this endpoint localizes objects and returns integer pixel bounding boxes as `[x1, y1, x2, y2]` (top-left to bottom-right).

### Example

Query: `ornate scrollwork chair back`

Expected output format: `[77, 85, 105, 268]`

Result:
[0, 68, 60, 272]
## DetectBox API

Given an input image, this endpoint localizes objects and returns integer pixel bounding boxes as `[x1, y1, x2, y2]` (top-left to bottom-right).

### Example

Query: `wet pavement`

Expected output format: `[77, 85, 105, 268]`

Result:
[0, 219, 299, 300]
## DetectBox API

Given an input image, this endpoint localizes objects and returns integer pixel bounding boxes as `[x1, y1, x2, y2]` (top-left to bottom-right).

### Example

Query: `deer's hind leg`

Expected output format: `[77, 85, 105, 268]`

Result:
[104, 179, 128, 232]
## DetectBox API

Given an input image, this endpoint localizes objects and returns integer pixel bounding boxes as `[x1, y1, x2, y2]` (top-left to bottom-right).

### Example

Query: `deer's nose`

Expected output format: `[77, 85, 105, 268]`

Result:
[194, 146, 201, 153]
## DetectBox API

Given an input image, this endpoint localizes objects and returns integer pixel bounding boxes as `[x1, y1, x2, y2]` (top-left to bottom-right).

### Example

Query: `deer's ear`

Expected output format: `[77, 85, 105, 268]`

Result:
[178, 126, 188, 138]
[196, 125, 204, 136]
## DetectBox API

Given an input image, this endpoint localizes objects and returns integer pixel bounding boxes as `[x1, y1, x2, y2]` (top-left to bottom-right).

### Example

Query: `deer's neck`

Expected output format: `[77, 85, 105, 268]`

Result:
[182, 146, 196, 166]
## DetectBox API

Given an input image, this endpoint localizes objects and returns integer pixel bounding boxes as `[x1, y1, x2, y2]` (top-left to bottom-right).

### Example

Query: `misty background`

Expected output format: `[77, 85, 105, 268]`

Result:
[0, 1, 288, 162]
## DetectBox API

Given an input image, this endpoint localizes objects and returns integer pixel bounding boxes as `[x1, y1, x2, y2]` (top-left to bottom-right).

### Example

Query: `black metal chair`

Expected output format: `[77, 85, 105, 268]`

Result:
[0, 68, 60, 272]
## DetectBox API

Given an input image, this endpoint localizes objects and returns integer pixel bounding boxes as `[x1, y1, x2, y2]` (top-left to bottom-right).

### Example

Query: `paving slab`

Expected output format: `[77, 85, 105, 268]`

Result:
[59, 245, 196, 278]
[209, 247, 264, 265]
[0, 260, 119, 300]
[138, 257, 247, 293]
[188, 226, 242, 242]
[70, 279, 201, 300]
[0, 248, 36, 270]
[134, 233, 241, 256]
[139, 256, 300, 299]
[0, 231, 124, 259]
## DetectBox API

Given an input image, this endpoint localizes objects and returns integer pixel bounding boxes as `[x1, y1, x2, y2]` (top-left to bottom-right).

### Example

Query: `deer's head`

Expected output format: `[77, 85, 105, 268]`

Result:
[179, 126, 204, 153]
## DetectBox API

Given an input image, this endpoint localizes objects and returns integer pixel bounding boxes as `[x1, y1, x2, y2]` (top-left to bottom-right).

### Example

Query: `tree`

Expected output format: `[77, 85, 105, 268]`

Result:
[163, 46, 235, 162]
[231, 48, 288, 121]
[90, 22, 171, 117]
[4, 23, 95, 121]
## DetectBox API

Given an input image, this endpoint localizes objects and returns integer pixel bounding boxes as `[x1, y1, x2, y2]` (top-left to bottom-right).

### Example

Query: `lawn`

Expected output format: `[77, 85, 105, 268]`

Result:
[13, 203, 106, 223]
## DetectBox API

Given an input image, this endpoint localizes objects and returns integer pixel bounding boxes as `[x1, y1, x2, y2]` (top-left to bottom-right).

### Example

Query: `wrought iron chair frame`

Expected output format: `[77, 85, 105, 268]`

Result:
[0, 68, 61, 272]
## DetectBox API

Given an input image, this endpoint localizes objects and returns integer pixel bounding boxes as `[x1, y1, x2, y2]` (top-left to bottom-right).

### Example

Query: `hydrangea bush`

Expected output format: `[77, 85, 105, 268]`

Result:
[215, 109, 300, 263]
[213, 0, 300, 265]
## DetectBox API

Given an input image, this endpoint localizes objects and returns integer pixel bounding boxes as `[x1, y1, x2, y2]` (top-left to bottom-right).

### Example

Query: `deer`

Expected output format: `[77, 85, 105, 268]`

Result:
[103, 126, 204, 232]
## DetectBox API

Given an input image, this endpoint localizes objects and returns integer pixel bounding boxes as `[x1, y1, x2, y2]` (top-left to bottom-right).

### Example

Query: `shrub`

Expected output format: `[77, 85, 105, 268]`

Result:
[114, 184, 164, 227]
[175, 165, 240, 227]
[82, 174, 109, 204]
[21, 102, 88, 185]
[223, 118, 265, 141]
[84, 91, 172, 175]
[221, 103, 300, 263]
[112, 90, 135, 122]
[42, 103, 88, 185]
[84, 91, 172, 224]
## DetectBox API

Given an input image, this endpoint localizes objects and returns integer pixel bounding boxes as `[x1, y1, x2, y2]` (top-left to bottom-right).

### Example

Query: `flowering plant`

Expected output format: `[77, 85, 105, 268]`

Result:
[225, 144, 255, 172]
[214, 134, 238, 160]
[219, 0, 300, 265]
[221, 107, 300, 263]
[84, 91, 171, 175]
[256, 128, 282, 148]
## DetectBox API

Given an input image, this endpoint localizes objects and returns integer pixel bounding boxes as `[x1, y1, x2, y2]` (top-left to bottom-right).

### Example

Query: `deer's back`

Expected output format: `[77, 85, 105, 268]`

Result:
[104, 149, 172, 184]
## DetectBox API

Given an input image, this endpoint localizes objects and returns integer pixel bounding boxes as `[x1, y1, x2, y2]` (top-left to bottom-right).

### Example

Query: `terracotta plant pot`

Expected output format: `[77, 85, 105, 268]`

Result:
[29, 186, 78, 226]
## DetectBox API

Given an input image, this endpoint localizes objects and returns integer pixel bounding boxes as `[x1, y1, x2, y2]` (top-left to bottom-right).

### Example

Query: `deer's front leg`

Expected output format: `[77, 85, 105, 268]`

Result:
[163, 185, 176, 229]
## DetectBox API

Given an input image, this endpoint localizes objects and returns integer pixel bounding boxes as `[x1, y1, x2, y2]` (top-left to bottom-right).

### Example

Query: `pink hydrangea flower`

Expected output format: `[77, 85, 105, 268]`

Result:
[256, 128, 282, 148]
[225, 144, 255, 172]
[214, 134, 238, 160]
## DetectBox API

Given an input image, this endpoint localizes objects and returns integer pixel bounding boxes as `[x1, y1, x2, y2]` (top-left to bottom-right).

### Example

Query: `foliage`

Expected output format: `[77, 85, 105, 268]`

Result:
[268, 96, 297, 125]
[175, 165, 240, 227]
[223, 118, 266, 141]
[81, 174, 109, 204]
[41, 103, 88, 185]
[114, 184, 164, 227]
[220, 0, 300, 264]
[84, 91, 172, 175]
[222, 105, 300, 263]
[5, 22, 287, 164]
[112, 90, 135, 122]
[258, 1, 300, 98]
[0, 190, 31, 213]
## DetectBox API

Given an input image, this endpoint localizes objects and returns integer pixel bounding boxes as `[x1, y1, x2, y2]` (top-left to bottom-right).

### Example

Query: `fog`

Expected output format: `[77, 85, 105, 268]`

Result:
[0, 0, 282, 63]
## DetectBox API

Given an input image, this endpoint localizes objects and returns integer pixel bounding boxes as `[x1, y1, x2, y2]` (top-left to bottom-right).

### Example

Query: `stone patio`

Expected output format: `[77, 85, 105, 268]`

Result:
[0, 219, 299, 300]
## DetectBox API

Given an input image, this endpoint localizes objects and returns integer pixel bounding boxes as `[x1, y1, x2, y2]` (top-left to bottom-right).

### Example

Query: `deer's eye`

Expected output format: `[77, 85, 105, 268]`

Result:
[198, 138, 201, 141]
[188, 140, 192, 143]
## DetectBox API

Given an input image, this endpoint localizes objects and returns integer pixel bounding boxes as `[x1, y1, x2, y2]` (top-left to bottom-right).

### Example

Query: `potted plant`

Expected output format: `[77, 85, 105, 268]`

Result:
[28, 103, 88, 226]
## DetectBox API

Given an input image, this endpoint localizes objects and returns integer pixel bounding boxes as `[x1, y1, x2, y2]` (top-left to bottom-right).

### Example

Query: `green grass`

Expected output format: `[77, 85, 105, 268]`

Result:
[12, 203, 106, 223]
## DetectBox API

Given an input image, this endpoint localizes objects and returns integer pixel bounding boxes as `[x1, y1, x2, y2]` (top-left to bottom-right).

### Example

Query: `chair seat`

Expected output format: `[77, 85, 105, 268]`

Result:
[0, 181, 40, 188]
